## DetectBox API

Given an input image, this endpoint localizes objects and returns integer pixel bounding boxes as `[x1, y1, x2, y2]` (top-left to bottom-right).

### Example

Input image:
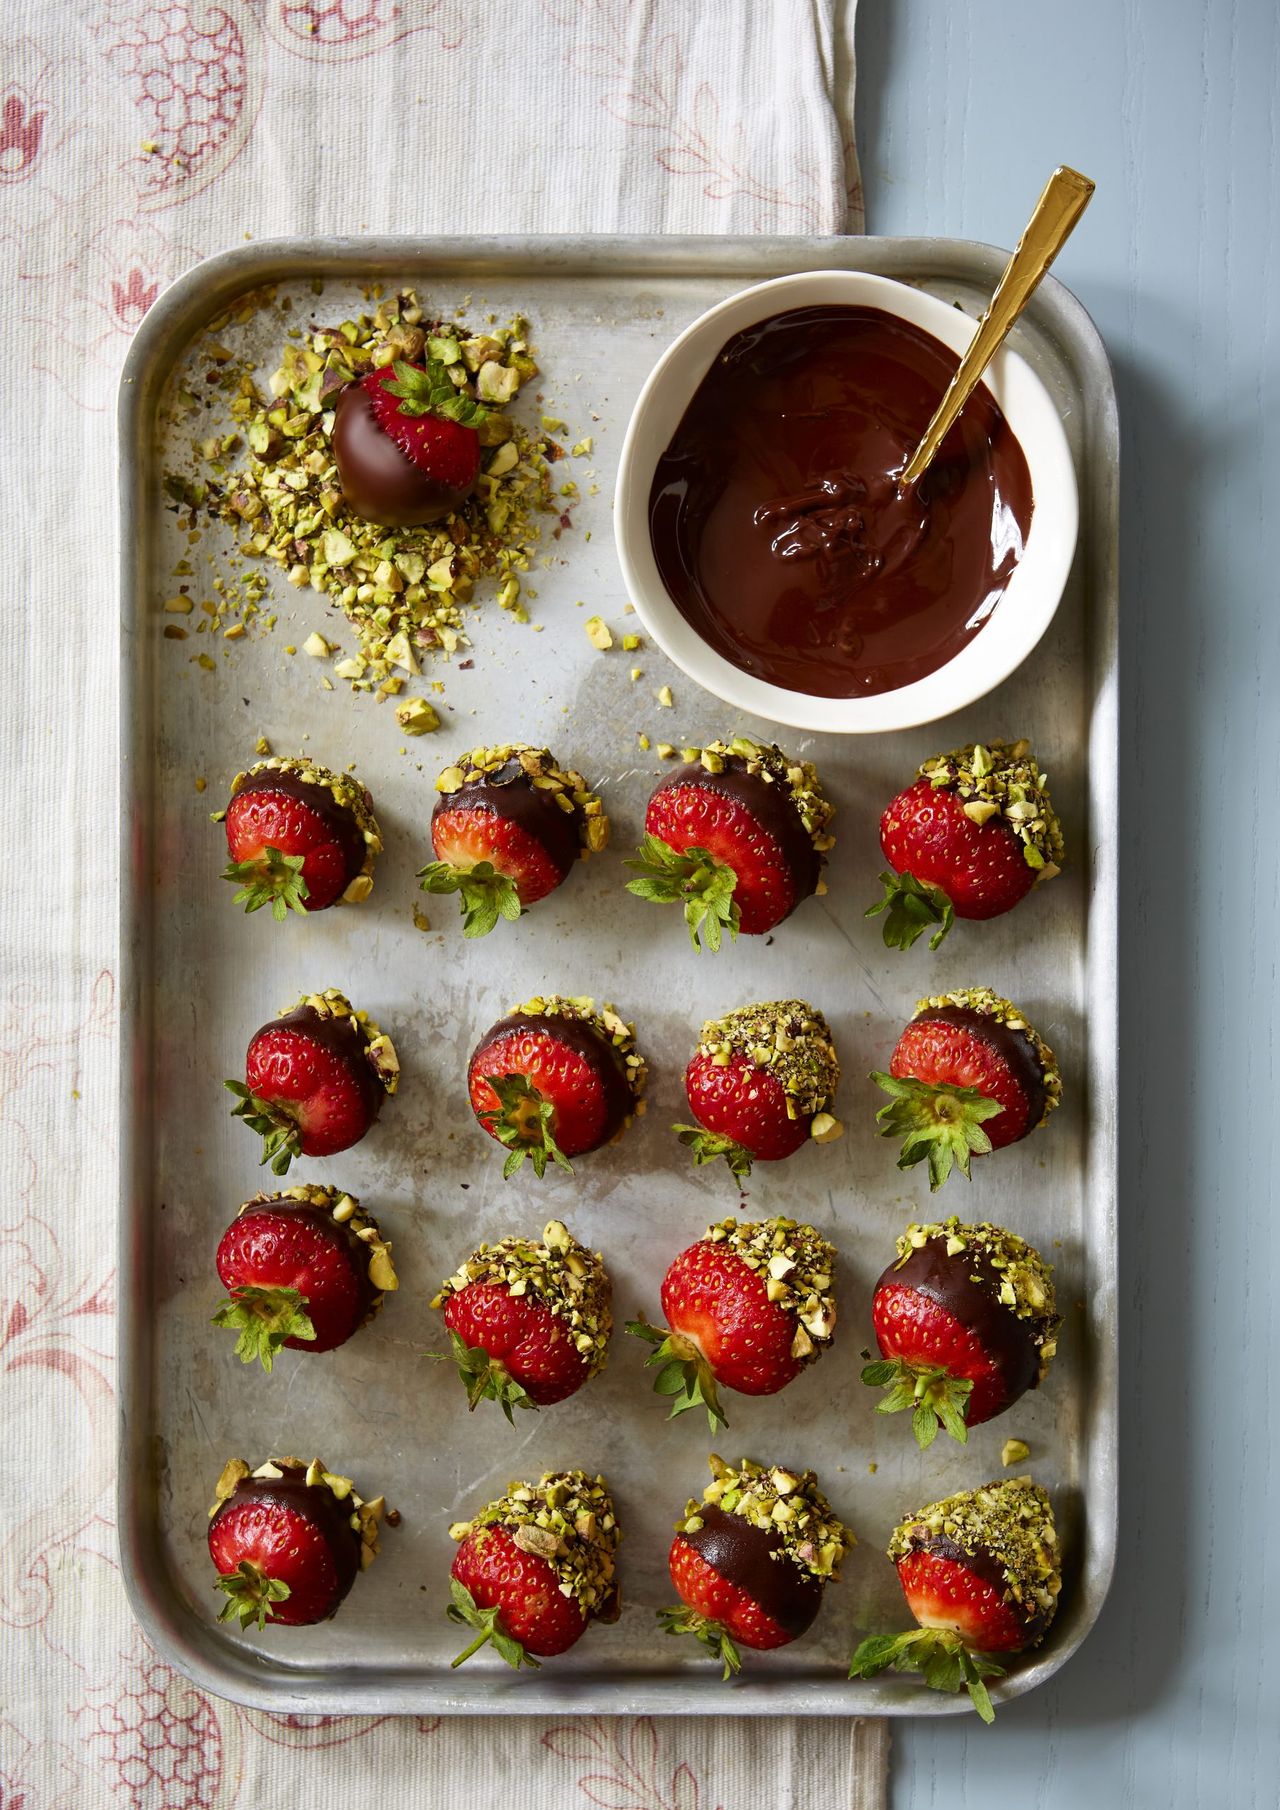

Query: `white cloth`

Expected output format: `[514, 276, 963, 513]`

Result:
[0, 2, 883, 1804]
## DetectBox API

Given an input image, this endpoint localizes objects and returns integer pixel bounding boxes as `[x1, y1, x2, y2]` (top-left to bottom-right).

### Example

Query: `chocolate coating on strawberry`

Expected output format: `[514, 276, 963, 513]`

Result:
[869, 738, 1064, 950]
[227, 988, 399, 1174]
[208, 1455, 384, 1630]
[333, 361, 487, 527]
[627, 736, 835, 949]
[432, 1219, 611, 1416]
[679, 1000, 842, 1177]
[888, 1477, 1061, 1650]
[421, 744, 609, 936]
[447, 1470, 621, 1667]
[677, 1506, 823, 1638]
[217, 756, 381, 917]
[468, 995, 646, 1177]
[213, 1184, 397, 1370]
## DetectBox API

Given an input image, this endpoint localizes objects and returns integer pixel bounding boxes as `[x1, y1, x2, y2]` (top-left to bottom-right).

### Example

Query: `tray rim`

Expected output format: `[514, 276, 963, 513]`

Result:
[117, 231, 1119, 1718]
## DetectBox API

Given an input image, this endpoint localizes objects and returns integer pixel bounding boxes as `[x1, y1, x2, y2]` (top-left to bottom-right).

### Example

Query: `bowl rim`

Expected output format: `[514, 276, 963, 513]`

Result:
[613, 268, 1079, 735]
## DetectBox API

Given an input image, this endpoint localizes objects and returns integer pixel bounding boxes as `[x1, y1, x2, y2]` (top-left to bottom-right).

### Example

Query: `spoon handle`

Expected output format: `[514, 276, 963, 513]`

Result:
[899, 165, 1095, 488]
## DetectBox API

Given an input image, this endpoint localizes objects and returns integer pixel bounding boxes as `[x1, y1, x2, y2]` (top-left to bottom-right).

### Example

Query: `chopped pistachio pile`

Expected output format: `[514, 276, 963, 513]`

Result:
[914, 986, 1062, 1123]
[703, 1217, 837, 1361]
[240, 1183, 397, 1296]
[889, 1477, 1060, 1634]
[450, 1471, 620, 1618]
[894, 1216, 1060, 1372]
[695, 1000, 840, 1125]
[676, 1454, 853, 1581]
[214, 756, 382, 903]
[507, 995, 648, 1109]
[434, 744, 610, 855]
[432, 1220, 611, 1375]
[166, 287, 565, 694]
[210, 1456, 385, 1569]
[285, 988, 400, 1094]
[919, 739, 1064, 877]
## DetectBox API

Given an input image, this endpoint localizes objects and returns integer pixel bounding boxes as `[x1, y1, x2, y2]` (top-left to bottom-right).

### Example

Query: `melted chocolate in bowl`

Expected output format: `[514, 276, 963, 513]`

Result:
[648, 305, 1035, 699]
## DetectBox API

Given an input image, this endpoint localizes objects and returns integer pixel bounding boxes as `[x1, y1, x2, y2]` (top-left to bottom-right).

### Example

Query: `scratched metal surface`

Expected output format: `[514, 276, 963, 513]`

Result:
[117, 235, 1116, 1716]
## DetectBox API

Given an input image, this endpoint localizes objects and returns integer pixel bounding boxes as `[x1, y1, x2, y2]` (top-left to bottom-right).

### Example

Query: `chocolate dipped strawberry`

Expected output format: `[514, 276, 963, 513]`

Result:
[872, 987, 1061, 1188]
[419, 744, 609, 937]
[867, 739, 1064, 951]
[661, 1455, 852, 1676]
[628, 1217, 837, 1430]
[467, 994, 647, 1178]
[431, 1219, 611, 1419]
[226, 988, 399, 1174]
[447, 1470, 621, 1668]
[677, 1000, 842, 1180]
[626, 736, 835, 950]
[208, 1455, 384, 1630]
[212, 1184, 398, 1372]
[333, 359, 488, 528]
[216, 755, 381, 919]
[863, 1217, 1059, 1447]
[849, 1477, 1061, 1721]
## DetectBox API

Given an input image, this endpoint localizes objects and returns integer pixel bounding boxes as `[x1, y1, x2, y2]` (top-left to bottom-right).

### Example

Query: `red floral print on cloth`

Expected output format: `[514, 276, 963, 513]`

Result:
[262, 0, 463, 61]
[0, 91, 48, 183]
[543, 1718, 723, 1810]
[78, 1640, 230, 1810]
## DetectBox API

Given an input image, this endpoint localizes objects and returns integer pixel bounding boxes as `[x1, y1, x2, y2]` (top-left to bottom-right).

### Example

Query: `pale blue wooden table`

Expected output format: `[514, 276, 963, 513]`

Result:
[853, 4, 1280, 1804]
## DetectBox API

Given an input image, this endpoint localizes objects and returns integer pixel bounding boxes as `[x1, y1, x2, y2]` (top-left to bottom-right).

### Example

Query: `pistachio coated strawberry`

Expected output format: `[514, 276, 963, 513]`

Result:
[872, 987, 1061, 1188]
[862, 1218, 1059, 1446]
[213, 1185, 397, 1371]
[226, 988, 399, 1174]
[467, 995, 647, 1178]
[333, 359, 487, 528]
[216, 755, 381, 919]
[661, 1455, 853, 1676]
[867, 739, 1064, 951]
[849, 1477, 1061, 1721]
[628, 1217, 837, 1430]
[208, 1455, 384, 1630]
[447, 1470, 621, 1667]
[419, 744, 610, 936]
[626, 736, 835, 950]
[431, 1220, 611, 1418]
[677, 1000, 842, 1179]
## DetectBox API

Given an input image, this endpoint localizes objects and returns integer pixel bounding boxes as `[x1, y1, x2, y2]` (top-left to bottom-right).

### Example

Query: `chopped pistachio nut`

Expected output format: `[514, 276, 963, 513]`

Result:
[621, 633, 641, 652]
[913, 987, 1061, 1124]
[450, 1471, 620, 1618]
[238, 1182, 397, 1297]
[504, 994, 646, 1114]
[433, 744, 609, 856]
[682, 736, 836, 861]
[394, 696, 441, 735]
[676, 1455, 853, 1582]
[919, 739, 1064, 876]
[303, 631, 332, 657]
[695, 1001, 839, 1121]
[215, 755, 382, 893]
[209, 1454, 385, 1569]
[584, 615, 613, 651]
[656, 685, 674, 707]
[703, 1218, 837, 1358]
[888, 1478, 1060, 1638]
[432, 1220, 611, 1375]
[1002, 1438, 1031, 1467]
[283, 987, 400, 1096]
[894, 1217, 1059, 1376]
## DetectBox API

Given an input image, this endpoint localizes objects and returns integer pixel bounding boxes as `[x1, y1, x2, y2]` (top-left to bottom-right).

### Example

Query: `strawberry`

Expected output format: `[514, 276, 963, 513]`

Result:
[677, 1001, 842, 1179]
[849, 1478, 1061, 1722]
[333, 360, 487, 528]
[419, 744, 609, 937]
[216, 755, 381, 920]
[431, 1219, 611, 1418]
[660, 1456, 852, 1676]
[207, 1455, 384, 1630]
[467, 995, 646, 1178]
[626, 736, 834, 950]
[212, 1184, 397, 1371]
[447, 1470, 621, 1667]
[862, 1217, 1059, 1446]
[868, 739, 1063, 950]
[628, 1217, 836, 1430]
[226, 988, 399, 1174]
[872, 987, 1061, 1188]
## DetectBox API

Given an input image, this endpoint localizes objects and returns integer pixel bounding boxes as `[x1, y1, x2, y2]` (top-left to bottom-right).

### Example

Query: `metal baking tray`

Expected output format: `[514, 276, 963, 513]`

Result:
[118, 235, 1118, 1716]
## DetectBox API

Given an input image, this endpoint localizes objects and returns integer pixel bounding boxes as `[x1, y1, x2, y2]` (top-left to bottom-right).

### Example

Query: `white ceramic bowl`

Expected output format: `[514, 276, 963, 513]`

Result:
[613, 269, 1078, 734]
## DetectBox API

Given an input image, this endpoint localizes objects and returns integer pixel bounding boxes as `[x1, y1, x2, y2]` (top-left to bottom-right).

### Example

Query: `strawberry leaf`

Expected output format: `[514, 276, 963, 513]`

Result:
[211, 1285, 315, 1373]
[849, 1628, 1004, 1721]
[427, 1331, 539, 1423]
[656, 1604, 742, 1679]
[626, 1319, 727, 1432]
[222, 845, 310, 922]
[870, 1070, 1002, 1190]
[384, 358, 490, 428]
[446, 1577, 540, 1670]
[864, 869, 954, 952]
[625, 836, 740, 954]
[215, 1560, 291, 1632]
[860, 1355, 973, 1447]
[477, 1073, 574, 1181]
[672, 1123, 754, 1180]
[224, 1081, 302, 1176]
[417, 859, 523, 938]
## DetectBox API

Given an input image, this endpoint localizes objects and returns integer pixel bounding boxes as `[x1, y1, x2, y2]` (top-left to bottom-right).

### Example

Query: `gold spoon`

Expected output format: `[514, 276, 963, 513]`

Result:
[899, 165, 1096, 488]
